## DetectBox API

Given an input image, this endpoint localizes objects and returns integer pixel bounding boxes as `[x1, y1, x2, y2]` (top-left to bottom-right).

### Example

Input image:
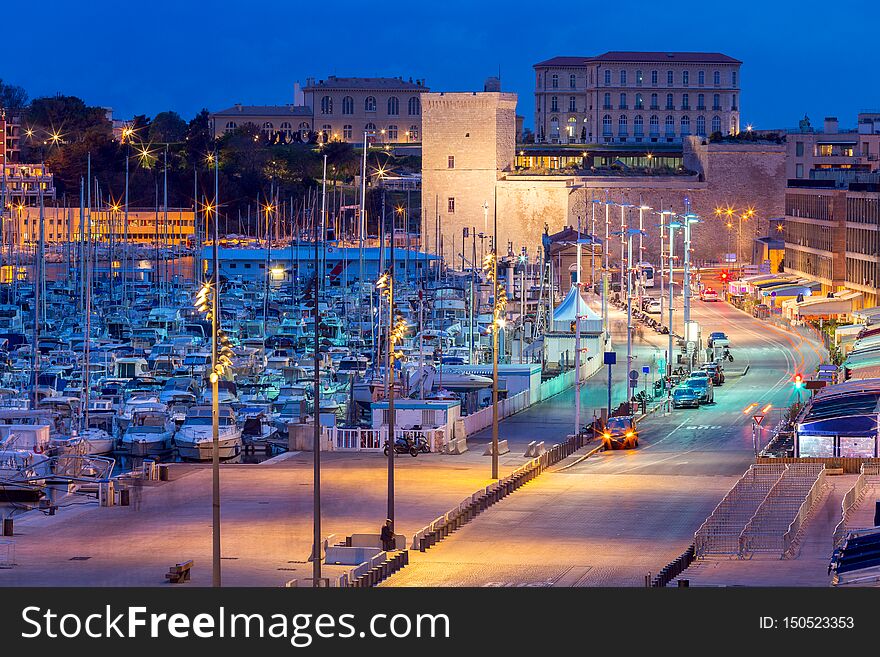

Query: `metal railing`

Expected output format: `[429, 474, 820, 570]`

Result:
[321, 426, 449, 453]
[832, 463, 880, 549]
[695, 464, 787, 557]
[781, 466, 828, 557]
[738, 464, 825, 558]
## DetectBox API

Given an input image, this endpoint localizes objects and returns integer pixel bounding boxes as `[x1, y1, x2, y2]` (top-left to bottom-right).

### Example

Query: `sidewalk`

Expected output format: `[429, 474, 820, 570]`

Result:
[0, 446, 537, 587]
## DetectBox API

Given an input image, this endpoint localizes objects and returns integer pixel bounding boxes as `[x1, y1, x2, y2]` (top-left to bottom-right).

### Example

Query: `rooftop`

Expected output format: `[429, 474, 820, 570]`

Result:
[303, 76, 428, 91]
[535, 51, 741, 67]
[212, 105, 312, 117]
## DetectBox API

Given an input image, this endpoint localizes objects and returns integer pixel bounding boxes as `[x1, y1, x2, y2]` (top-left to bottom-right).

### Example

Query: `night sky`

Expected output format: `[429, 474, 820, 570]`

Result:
[8, 0, 880, 131]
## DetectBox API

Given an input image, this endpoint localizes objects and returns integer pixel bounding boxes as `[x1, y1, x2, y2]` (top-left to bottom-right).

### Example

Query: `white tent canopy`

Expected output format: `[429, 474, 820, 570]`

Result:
[551, 287, 602, 333]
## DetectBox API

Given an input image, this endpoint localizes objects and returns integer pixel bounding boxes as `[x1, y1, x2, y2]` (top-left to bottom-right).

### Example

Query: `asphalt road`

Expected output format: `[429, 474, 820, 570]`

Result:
[385, 295, 827, 586]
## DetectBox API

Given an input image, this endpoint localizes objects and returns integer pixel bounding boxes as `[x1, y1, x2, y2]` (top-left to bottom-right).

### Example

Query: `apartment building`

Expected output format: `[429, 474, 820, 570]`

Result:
[534, 51, 741, 144]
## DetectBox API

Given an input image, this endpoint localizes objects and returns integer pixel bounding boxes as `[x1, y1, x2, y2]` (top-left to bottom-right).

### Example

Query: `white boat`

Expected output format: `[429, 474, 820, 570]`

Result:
[120, 405, 174, 456]
[174, 405, 242, 461]
[80, 427, 115, 455]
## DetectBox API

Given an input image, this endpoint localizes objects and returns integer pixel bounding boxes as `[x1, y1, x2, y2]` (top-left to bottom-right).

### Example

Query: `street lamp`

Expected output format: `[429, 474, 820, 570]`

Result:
[483, 251, 507, 479]
[377, 267, 409, 531]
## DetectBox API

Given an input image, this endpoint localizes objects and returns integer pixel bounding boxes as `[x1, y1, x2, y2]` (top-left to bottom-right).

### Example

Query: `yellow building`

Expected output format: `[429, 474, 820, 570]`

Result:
[7, 206, 195, 246]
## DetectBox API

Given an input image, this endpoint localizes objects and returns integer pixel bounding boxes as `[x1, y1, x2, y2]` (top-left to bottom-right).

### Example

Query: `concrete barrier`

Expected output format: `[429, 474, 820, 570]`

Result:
[446, 435, 468, 455]
[324, 545, 383, 566]
[524, 441, 545, 457]
[348, 533, 407, 550]
[482, 439, 510, 456]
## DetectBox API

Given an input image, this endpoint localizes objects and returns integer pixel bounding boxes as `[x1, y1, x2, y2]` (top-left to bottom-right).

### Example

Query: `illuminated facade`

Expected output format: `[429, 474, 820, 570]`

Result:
[534, 52, 741, 144]
[10, 207, 195, 246]
[301, 76, 429, 144]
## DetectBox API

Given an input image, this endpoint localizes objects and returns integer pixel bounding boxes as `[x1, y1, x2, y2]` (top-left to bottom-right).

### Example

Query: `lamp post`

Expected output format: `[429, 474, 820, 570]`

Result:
[637, 204, 651, 309]
[667, 220, 680, 383]
[377, 266, 408, 530]
[483, 251, 507, 480]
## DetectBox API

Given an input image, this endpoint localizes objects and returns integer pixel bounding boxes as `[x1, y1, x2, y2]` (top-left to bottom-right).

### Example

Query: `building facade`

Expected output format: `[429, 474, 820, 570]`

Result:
[301, 76, 428, 144]
[784, 177, 880, 309]
[786, 114, 880, 180]
[1, 163, 56, 203]
[421, 84, 784, 266]
[210, 104, 313, 141]
[420, 91, 517, 262]
[10, 207, 195, 246]
[534, 52, 741, 145]
[1, 109, 21, 167]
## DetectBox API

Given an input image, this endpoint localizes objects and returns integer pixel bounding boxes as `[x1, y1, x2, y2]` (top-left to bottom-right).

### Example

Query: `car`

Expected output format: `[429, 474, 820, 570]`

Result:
[600, 415, 639, 449]
[707, 331, 729, 348]
[700, 288, 719, 302]
[672, 385, 700, 408]
[701, 362, 725, 386]
[645, 299, 662, 314]
[684, 377, 714, 404]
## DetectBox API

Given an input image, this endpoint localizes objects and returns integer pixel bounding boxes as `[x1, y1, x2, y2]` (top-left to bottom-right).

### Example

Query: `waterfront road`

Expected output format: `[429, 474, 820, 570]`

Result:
[384, 298, 827, 586]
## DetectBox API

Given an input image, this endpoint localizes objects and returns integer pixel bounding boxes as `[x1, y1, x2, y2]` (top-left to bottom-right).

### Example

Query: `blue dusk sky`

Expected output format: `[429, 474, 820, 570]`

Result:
[6, 0, 880, 131]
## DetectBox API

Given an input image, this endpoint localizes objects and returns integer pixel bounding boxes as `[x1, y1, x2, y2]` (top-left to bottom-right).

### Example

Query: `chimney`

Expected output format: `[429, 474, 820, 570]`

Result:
[293, 82, 304, 106]
[235, 103, 242, 112]
[823, 117, 839, 134]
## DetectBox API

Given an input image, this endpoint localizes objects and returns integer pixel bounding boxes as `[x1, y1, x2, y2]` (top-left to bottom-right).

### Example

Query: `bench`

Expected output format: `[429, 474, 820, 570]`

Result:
[165, 560, 193, 584]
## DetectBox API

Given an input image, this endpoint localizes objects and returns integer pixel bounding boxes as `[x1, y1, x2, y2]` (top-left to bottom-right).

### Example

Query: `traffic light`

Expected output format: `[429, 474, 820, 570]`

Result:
[793, 373, 804, 389]
[720, 270, 729, 283]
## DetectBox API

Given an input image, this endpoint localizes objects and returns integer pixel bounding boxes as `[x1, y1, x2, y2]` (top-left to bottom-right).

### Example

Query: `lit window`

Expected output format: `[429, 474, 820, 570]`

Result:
[447, 198, 455, 213]
[343, 124, 352, 140]
[387, 125, 398, 140]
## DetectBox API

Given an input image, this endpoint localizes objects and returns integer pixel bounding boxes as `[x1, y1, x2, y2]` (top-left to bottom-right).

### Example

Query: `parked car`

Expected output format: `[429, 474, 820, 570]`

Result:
[672, 385, 701, 408]
[600, 415, 639, 449]
[684, 376, 714, 404]
[701, 362, 725, 386]
[700, 288, 719, 302]
[645, 299, 662, 314]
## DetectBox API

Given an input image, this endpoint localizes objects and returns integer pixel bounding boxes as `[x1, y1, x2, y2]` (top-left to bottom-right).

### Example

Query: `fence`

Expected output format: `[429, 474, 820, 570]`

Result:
[321, 426, 448, 452]
[739, 464, 825, 557]
[538, 369, 576, 400]
[756, 457, 880, 475]
[695, 464, 788, 557]
[832, 463, 880, 549]
[651, 544, 696, 587]
[461, 390, 531, 437]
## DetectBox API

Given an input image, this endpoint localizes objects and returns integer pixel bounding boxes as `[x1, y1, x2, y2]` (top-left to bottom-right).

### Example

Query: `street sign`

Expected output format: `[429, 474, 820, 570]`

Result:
[629, 370, 639, 381]
[641, 365, 650, 375]
[629, 380, 638, 388]
[805, 380, 826, 390]
[686, 341, 696, 355]
[753, 415, 765, 425]
[604, 352, 616, 365]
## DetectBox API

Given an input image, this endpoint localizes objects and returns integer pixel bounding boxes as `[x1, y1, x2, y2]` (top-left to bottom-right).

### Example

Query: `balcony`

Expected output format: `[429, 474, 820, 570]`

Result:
[603, 104, 613, 110]
[697, 105, 706, 111]
[650, 104, 659, 110]
[619, 105, 628, 110]
[666, 105, 675, 111]
[713, 105, 722, 111]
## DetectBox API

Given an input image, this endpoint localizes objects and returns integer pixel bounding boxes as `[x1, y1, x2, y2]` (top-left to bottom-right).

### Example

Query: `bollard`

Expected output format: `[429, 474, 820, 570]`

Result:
[678, 579, 689, 587]
[2, 518, 12, 537]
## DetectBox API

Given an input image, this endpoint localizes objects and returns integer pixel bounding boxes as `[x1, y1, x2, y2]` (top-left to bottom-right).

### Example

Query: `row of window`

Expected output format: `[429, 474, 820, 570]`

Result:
[846, 256, 879, 290]
[595, 114, 724, 137]
[544, 69, 737, 89]
[848, 197, 880, 224]
[846, 227, 880, 258]
[786, 248, 833, 281]
[785, 219, 833, 252]
[785, 194, 833, 220]
[601, 69, 735, 88]
[547, 92, 735, 113]
[319, 95, 421, 116]
[223, 121, 418, 140]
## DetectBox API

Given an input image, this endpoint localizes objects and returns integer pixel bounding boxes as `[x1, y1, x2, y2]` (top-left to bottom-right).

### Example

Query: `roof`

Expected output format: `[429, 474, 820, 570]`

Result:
[303, 76, 428, 91]
[535, 52, 741, 67]
[212, 105, 311, 117]
[594, 51, 741, 64]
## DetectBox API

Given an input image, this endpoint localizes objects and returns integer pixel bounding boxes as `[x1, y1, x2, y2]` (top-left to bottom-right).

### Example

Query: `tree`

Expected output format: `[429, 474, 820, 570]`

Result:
[0, 80, 28, 113]
[149, 111, 187, 144]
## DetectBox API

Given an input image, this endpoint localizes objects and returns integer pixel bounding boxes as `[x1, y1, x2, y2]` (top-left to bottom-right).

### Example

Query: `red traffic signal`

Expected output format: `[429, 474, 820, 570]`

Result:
[793, 373, 804, 388]
[720, 270, 729, 282]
